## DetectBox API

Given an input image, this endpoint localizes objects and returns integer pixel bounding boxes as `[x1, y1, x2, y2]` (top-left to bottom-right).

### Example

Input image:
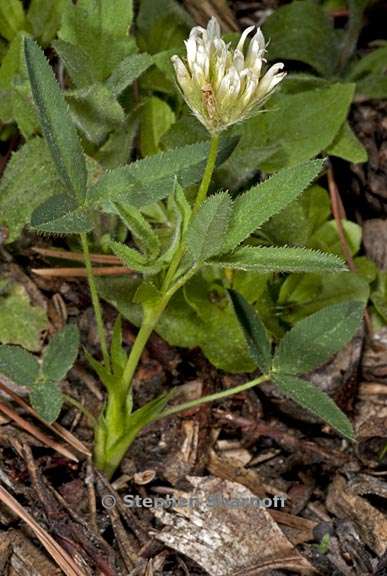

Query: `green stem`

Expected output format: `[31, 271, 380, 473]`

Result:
[120, 300, 166, 394]
[159, 373, 269, 418]
[80, 233, 110, 371]
[120, 136, 220, 393]
[193, 134, 220, 214]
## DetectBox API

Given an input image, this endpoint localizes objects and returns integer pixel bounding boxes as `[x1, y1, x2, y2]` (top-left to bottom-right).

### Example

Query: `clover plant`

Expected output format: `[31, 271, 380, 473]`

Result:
[0, 19, 365, 478]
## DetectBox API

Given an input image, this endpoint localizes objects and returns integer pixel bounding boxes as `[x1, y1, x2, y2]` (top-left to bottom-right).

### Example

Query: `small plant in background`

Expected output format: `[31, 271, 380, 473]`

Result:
[0, 17, 366, 478]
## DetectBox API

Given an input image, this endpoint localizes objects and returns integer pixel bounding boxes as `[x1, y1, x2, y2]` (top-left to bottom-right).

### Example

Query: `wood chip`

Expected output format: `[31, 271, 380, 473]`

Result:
[153, 476, 316, 575]
[327, 475, 387, 556]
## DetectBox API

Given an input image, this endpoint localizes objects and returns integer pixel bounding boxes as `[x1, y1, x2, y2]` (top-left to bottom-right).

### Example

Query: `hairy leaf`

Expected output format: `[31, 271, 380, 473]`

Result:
[42, 324, 80, 382]
[110, 241, 162, 274]
[212, 246, 346, 273]
[88, 140, 233, 207]
[273, 300, 365, 374]
[24, 38, 87, 202]
[187, 192, 232, 262]
[0, 345, 39, 387]
[30, 381, 63, 423]
[273, 374, 353, 439]
[114, 203, 160, 259]
[222, 159, 324, 252]
[229, 289, 271, 373]
[31, 193, 93, 234]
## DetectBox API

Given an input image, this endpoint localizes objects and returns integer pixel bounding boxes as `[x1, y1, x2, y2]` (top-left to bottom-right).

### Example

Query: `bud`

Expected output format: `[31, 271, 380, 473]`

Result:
[171, 17, 286, 134]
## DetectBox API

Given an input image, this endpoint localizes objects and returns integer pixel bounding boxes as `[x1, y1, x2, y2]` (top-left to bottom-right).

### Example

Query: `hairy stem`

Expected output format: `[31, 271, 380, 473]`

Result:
[80, 233, 110, 371]
[193, 134, 220, 214]
[159, 373, 269, 418]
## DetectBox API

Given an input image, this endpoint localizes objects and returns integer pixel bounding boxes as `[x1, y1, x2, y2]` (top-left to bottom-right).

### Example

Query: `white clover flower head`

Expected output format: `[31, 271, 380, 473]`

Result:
[171, 17, 286, 134]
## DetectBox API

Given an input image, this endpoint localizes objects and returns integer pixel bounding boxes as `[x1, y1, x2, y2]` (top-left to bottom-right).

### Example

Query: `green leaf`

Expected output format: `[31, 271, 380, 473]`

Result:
[326, 122, 367, 163]
[0, 139, 69, 242]
[30, 381, 63, 423]
[229, 289, 271, 373]
[107, 53, 153, 97]
[278, 271, 370, 323]
[273, 300, 364, 374]
[98, 274, 256, 372]
[110, 241, 162, 274]
[31, 193, 93, 234]
[0, 0, 26, 42]
[24, 38, 87, 202]
[272, 374, 353, 439]
[114, 202, 160, 259]
[66, 83, 125, 146]
[310, 219, 362, 257]
[212, 246, 347, 273]
[0, 32, 39, 139]
[355, 74, 387, 100]
[348, 45, 387, 80]
[187, 192, 232, 262]
[0, 345, 39, 387]
[88, 140, 233, 207]
[58, 0, 134, 82]
[257, 84, 356, 171]
[262, 0, 338, 77]
[42, 324, 80, 382]
[27, 0, 66, 46]
[0, 280, 48, 351]
[222, 159, 324, 252]
[140, 96, 175, 157]
[53, 39, 94, 88]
